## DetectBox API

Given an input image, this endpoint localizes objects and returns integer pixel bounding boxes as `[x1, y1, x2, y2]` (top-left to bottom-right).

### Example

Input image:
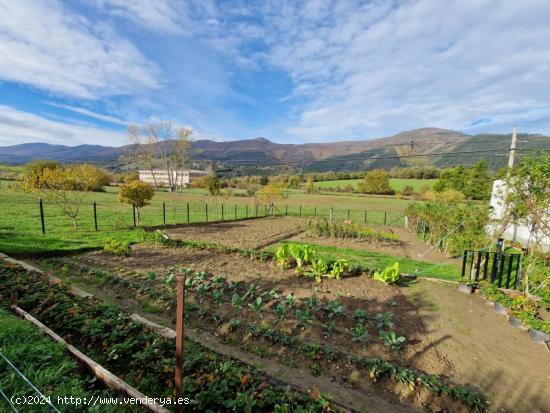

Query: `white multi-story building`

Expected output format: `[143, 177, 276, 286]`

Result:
[138, 169, 208, 189]
[488, 179, 550, 251]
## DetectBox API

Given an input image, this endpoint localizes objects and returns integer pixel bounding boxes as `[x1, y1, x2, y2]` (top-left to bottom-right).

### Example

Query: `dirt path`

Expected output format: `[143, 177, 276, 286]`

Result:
[402, 280, 550, 413]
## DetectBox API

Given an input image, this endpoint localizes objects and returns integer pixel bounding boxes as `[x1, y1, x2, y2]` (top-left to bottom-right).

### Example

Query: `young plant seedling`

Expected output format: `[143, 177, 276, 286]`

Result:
[351, 324, 370, 343]
[354, 309, 368, 324]
[324, 300, 346, 318]
[324, 320, 336, 337]
[275, 303, 287, 319]
[248, 297, 264, 319]
[212, 289, 224, 304]
[296, 309, 314, 326]
[379, 331, 406, 351]
[232, 292, 245, 310]
[375, 312, 394, 329]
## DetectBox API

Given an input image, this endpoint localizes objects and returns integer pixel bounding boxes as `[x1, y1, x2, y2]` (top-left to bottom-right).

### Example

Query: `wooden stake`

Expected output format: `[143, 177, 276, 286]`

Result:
[11, 305, 169, 413]
[175, 274, 186, 413]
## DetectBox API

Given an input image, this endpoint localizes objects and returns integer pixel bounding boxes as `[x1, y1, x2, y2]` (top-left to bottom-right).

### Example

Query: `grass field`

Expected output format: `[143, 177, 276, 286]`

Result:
[0, 184, 412, 255]
[313, 178, 437, 192]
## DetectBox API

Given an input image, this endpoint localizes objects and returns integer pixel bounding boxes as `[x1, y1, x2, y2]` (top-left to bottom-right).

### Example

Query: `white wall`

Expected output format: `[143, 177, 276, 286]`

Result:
[488, 179, 550, 251]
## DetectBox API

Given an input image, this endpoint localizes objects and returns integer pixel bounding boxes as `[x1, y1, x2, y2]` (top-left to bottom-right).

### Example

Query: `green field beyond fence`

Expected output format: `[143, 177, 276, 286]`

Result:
[0, 185, 411, 255]
[314, 178, 437, 192]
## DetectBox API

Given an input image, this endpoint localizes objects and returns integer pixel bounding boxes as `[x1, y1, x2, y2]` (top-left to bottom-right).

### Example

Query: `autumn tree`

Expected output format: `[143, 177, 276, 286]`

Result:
[23, 163, 99, 229]
[495, 152, 550, 295]
[358, 169, 394, 194]
[128, 122, 192, 191]
[119, 180, 155, 225]
[305, 176, 314, 194]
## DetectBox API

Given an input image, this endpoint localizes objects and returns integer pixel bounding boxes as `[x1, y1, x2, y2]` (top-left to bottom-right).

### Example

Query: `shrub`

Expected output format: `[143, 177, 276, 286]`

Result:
[402, 185, 414, 196]
[357, 169, 394, 195]
[104, 238, 131, 256]
[307, 217, 400, 243]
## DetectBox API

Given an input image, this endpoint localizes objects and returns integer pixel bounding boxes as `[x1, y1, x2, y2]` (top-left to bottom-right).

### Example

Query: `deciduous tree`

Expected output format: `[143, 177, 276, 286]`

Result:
[119, 180, 155, 225]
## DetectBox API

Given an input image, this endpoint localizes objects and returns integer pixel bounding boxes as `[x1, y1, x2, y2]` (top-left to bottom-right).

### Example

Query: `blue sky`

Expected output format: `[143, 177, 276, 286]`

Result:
[1, 0, 550, 147]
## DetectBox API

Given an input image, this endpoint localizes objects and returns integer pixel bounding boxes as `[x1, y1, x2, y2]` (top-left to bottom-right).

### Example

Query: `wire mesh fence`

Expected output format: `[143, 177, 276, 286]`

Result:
[0, 193, 406, 239]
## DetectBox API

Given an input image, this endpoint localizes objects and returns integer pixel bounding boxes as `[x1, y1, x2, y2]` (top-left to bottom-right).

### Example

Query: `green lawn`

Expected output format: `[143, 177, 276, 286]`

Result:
[313, 178, 437, 192]
[0, 308, 123, 413]
[268, 241, 461, 280]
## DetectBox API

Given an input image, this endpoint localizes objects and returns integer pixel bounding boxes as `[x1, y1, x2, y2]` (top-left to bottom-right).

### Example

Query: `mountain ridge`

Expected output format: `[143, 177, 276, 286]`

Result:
[1, 127, 548, 171]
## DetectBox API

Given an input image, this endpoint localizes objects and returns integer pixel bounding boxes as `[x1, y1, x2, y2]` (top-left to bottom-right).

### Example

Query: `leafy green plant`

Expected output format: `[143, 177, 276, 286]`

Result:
[275, 244, 293, 269]
[323, 320, 335, 337]
[373, 262, 401, 284]
[310, 259, 329, 283]
[289, 244, 316, 271]
[103, 238, 131, 256]
[329, 259, 349, 279]
[375, 312, 394, 329]
[306, 295, 320, 311]
[295, 309, 314, 325]
[231, 292, 245, 310]
[268, 289, 280, 300]
[351, 324, 369, 343]
[285, 293, 296, 308]
[323, 300, 345, 318]
[354, 309, 368, 324]
[212, 289, 224, 304]
[379, 331, 406, 351]
[275, 303, 287, 319]
[248, 297, 264, 319]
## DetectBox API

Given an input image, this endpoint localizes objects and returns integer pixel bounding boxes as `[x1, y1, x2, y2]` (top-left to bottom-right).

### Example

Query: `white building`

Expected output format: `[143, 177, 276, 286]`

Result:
[488, 179, 550, 251]
[138, 169, 208, 189]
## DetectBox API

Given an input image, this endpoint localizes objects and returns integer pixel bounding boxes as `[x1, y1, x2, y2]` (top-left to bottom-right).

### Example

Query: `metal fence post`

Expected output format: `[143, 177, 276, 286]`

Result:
[186, 202, 190, 223]
[39, 198, 45, 235]
[299, 205, 302, 217]
[93, 201, 98, 231]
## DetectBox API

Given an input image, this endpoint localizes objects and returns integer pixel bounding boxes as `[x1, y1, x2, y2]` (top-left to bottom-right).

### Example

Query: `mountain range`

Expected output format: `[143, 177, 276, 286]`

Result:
[1, 128, 549, 172]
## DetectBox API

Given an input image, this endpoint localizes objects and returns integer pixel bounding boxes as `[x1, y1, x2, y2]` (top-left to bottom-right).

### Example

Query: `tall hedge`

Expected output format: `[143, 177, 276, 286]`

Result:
[406, 201, 489, 257]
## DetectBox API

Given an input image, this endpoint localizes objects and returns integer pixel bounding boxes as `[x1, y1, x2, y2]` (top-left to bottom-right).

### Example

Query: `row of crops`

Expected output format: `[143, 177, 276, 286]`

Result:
[0, 261, 338, 412]
[41, 253, 487, 412]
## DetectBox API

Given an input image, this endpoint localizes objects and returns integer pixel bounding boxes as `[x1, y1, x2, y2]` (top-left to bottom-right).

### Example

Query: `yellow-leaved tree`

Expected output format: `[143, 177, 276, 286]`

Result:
[118, 180, 155, 226]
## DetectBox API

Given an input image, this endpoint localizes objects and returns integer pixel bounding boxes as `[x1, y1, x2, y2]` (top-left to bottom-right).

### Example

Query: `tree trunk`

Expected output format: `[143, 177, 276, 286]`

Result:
[136, 208, 141, 226]
[72, 216, 78, 230]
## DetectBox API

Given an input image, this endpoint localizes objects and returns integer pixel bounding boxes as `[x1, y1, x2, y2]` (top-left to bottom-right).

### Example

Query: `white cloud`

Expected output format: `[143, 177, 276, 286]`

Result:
[213, 0, 550, 141]
[0, 0, 159, 99]
[88, 0, 190, 34]
[0, 105, 126, 146]
[45, 102, 131, 126]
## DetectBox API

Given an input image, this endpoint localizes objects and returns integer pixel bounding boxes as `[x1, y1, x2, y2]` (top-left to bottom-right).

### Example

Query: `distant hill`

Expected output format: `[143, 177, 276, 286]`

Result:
[1, 128, 549, 172]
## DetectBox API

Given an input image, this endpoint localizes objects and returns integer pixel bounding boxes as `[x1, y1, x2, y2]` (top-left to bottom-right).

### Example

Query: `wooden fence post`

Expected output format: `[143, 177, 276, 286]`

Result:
[162, 202, 166, 225]
[364, 210, 367, 224]
[221, 204, 224, 221]
[175, 274, 186, 413]
[299, 205, 302, 217]
[285, 204, 288, 216]
[347, 210, 350, 220]
[234, 204, 237, 220]
[314, 207, 317, 216]
[186, 203, 190, 223]
[39, 198, 45, 235]
[93, 201, 98, 231]
[384, 211, 387, 226]
[205, 204, 208, 222]
[246, 204, 248, 218]
[255, 204, 258, 217]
